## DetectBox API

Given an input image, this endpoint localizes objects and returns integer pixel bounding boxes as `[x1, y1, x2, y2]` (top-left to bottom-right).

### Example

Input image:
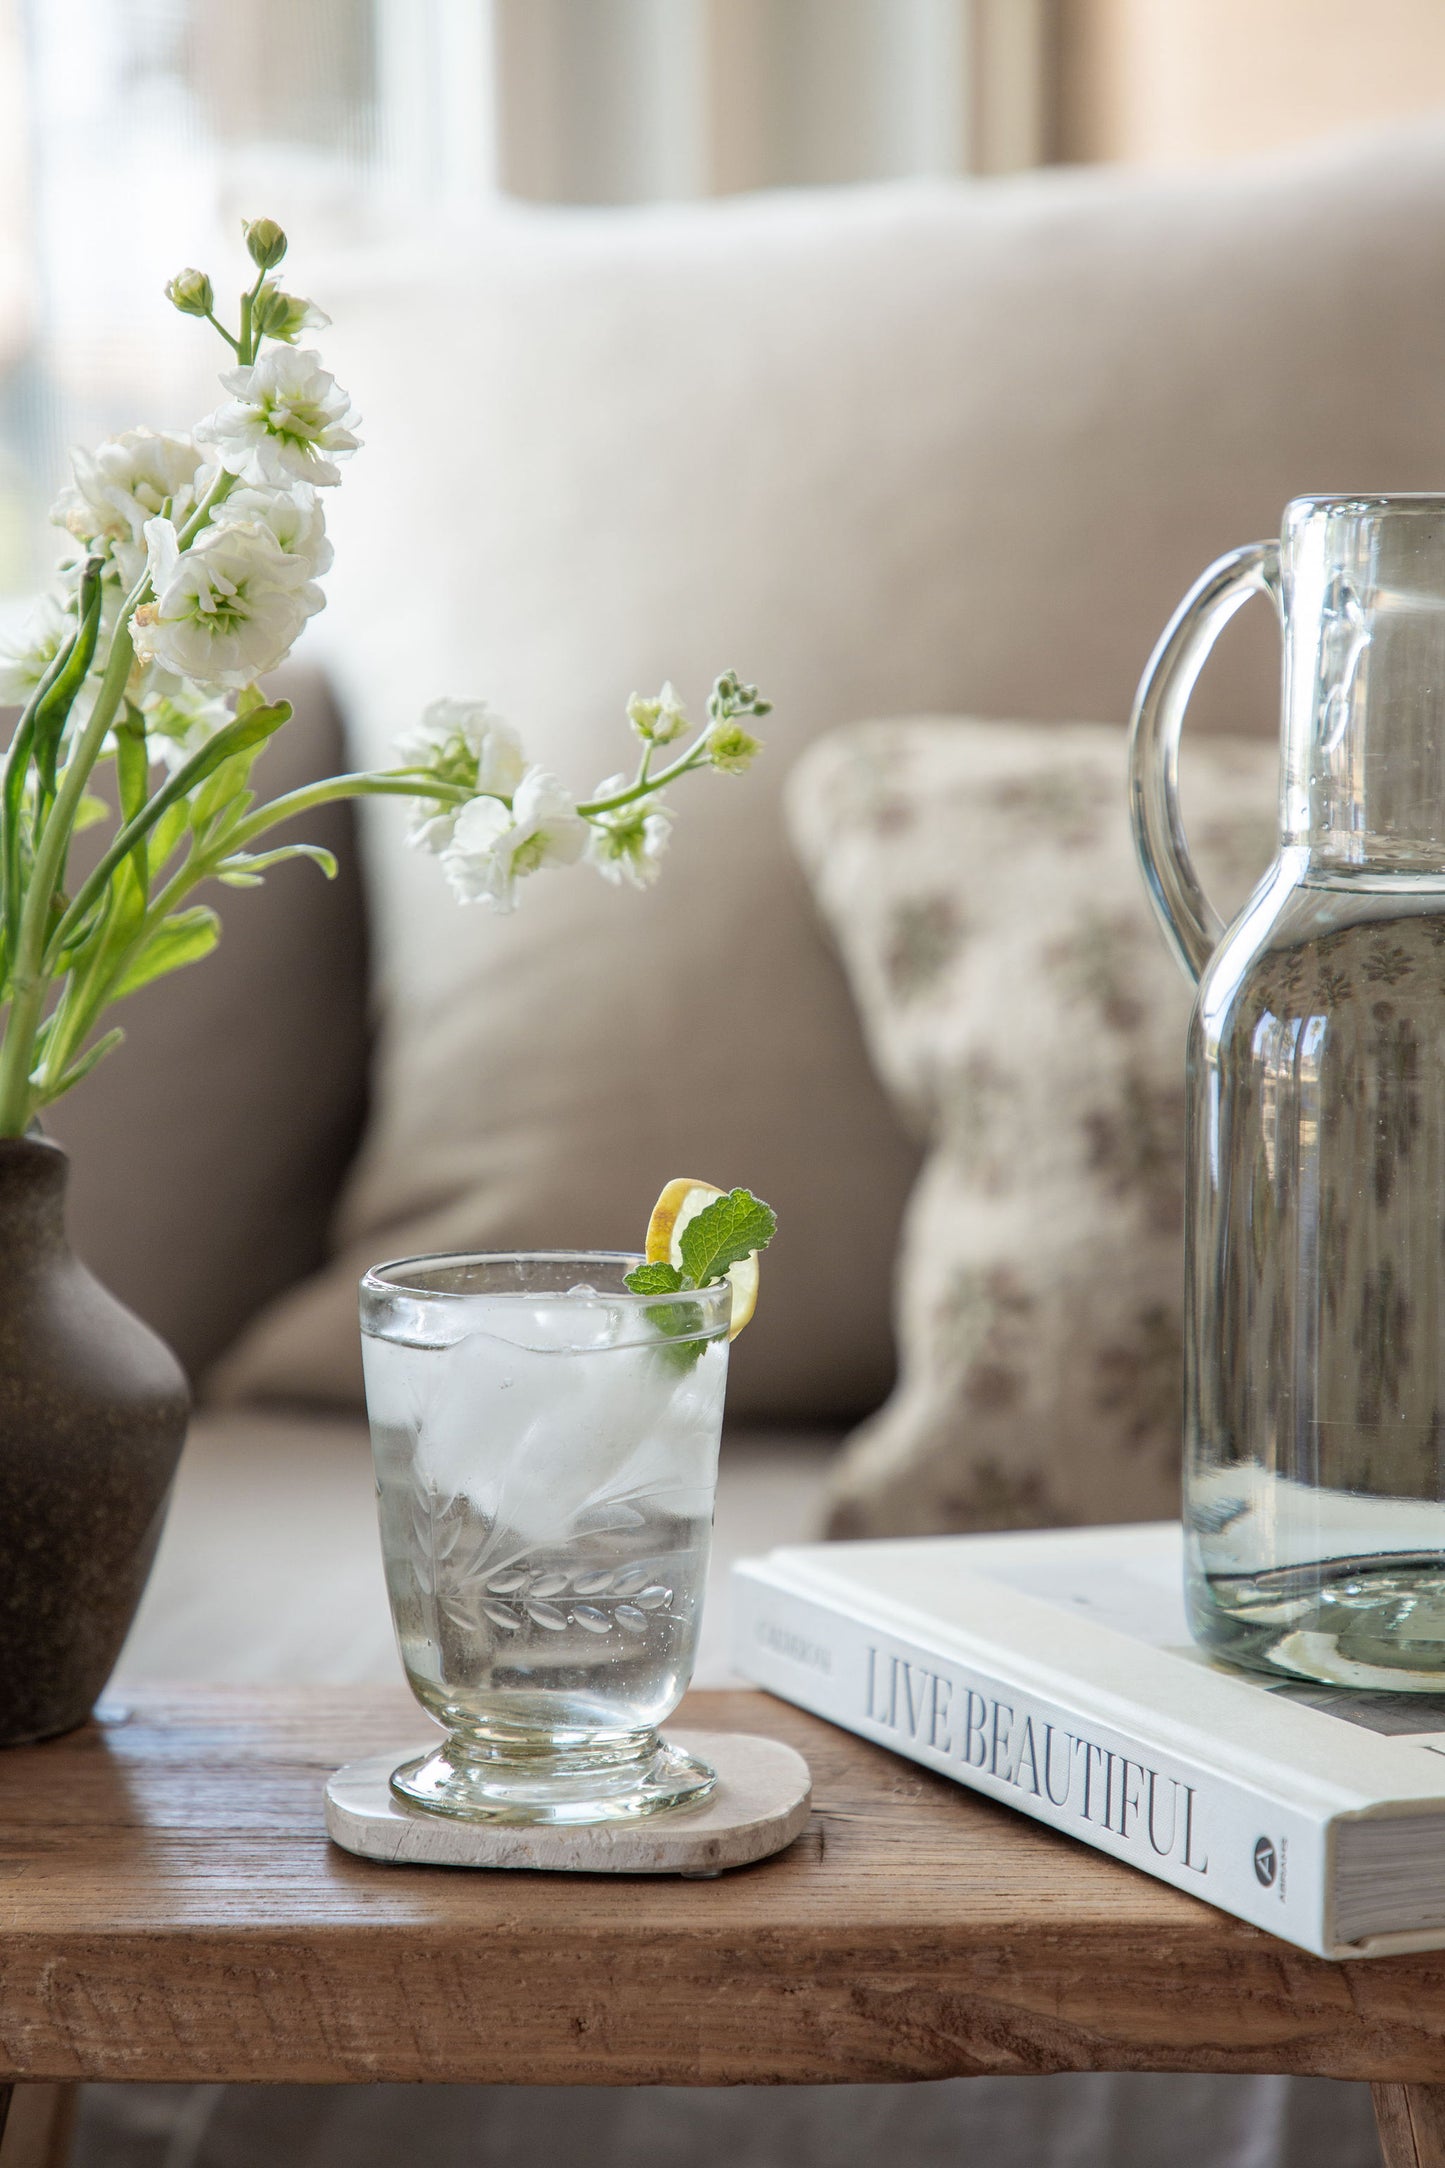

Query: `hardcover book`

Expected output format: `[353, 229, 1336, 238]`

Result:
[729, 1522, 1445, 1960]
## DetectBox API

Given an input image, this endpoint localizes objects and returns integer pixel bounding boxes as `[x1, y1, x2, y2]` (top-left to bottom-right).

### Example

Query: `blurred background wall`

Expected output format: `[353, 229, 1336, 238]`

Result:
[1054, 0, 1445, 166]
[3, 0, 1445, 613]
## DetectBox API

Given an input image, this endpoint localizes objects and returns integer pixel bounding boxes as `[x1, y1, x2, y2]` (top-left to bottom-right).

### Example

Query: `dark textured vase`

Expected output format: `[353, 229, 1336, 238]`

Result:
[0, 1136, 188, 1744]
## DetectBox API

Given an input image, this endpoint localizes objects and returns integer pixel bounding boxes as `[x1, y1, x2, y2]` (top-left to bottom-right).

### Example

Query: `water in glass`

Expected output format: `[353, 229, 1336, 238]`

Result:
[361, 1253, 730, 1818]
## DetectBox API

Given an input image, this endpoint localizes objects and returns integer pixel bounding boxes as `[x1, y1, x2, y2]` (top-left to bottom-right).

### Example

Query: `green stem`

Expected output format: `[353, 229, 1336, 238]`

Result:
[46, 699, 279, 965]
[0, 601, 141, 1133]
[0, 599, 96, 985]
[35, 772, 446, 1093]
[34, 936, 110, 1094]
[176, 465, 235, 550]
[204, 308, 240, 355]
[237, 264, 267, 366]
[221, 772, 471, 853]
[575, 733, 712, 818]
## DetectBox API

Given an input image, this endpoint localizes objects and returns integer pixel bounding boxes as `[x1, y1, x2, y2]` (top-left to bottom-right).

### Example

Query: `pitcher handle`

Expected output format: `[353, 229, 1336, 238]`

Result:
[1128, 539, 1283, 984]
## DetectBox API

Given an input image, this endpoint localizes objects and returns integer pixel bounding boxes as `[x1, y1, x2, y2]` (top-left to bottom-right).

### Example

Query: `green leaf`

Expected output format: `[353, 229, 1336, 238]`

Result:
[112, 906, 220, 1000]
[182, 700, 290, 835]
[190, 750, 257, 834]
[46, 1025, 125, 1102]
[228, 695, 292, 749]
[214, 842, 337, 886]
[623, 1259, 713, 1366]
[113, 708, 150, 899]
[73, 795, 110, 834]
[678, 1188, 778, 1289]
[623, 1260, 688, 1295]
[651, 1303, 709, 1370]
[114, 711, 148, 823]
[32, 563, 103, 794]
[149, 799, 192, 868]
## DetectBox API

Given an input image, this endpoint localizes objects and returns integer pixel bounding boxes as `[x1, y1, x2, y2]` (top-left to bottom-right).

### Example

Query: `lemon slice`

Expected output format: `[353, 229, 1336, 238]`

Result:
[645, 1177, 760, 1341]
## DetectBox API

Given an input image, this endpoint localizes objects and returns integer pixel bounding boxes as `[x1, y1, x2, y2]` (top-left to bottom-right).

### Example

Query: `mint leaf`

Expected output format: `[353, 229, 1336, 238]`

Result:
[625, 1262, 710, 1368]
[651, 1299, 709, 1369]
[624, 1260, 687, 1295]
[678, 1188, 777, 1289]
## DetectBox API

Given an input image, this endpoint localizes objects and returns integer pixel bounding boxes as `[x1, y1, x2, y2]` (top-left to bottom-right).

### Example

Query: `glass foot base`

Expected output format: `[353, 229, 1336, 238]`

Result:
[1198, 1558, 1445, 1690]
[390, 1733, 716, 1826]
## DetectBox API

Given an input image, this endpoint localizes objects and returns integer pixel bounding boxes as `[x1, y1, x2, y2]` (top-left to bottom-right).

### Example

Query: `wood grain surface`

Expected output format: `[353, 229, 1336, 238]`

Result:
[0, 1684, 1443, 2088]
[1374, 2084, 1445, 2167]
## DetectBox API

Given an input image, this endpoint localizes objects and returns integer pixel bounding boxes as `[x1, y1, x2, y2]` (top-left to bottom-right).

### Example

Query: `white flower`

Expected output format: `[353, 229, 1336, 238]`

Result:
[51, 429, 214, 585]
[130, 516, 324, 689]
[195, 347, 360, 488]
[212, 483, 333, 575]
[394, 697, 526, 852]
[441, 767, 588, 912]
[588, 790, 673, 889]
[626, 681, 688, 745]
[141, 681, 234, 772]
[0, 592, 76, 706]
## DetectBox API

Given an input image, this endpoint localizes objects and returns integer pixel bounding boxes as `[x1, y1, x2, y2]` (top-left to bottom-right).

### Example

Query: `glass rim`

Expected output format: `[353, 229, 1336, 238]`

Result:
[359, 1247, 732, 1311]
[1287, 492, 1445, 516]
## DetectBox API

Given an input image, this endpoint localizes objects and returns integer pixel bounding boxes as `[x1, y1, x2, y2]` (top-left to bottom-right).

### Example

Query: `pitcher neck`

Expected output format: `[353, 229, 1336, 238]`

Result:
[1282, 495, 1445, 878]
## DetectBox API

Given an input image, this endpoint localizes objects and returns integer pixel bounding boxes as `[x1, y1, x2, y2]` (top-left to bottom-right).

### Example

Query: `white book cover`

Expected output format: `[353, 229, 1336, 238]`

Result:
[729, 1522, 1445, 1961]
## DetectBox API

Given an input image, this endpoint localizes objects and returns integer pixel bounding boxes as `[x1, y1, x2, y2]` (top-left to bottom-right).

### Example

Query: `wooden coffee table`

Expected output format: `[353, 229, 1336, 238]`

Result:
[0, 1684, 1441, 2165]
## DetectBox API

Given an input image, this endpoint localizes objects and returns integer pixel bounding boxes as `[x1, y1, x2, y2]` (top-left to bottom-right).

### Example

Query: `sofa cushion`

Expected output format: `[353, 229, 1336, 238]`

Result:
[213, 120, 1445, 1420]
[785, 716, 1276, 1536]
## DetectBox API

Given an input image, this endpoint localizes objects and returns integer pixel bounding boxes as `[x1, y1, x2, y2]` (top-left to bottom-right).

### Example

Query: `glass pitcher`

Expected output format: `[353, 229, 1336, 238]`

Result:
[1131, 494, 1445, 1691]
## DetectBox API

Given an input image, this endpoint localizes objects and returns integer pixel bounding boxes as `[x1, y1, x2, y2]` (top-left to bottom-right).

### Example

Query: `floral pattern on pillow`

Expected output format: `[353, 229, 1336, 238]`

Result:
[785, 717, 1278, 1538]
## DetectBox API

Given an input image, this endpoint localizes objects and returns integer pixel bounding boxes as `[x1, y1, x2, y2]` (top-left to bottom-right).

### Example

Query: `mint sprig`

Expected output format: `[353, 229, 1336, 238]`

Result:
[679, 1188, 777, 1288]
[624, 1187, 778, 1366]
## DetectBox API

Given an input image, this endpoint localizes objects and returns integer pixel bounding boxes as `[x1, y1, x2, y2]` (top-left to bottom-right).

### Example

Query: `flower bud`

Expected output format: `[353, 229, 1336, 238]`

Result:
[253, 283, 330, 342]
[707, 720, 763, 775]
[707, 669, 771, 724]
[165, 267, 214, 317]
[244, 218, 288, 271]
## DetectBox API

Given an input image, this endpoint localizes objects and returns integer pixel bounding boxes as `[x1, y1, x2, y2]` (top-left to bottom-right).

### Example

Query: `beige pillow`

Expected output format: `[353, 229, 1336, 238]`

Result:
[214, 120, 1445, 1421]
[786, 718, 1278, 1536]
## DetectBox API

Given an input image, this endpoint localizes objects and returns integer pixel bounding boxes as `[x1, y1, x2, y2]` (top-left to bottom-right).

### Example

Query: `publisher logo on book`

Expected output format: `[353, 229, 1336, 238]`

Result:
[1253, 1835, 1279, 1888]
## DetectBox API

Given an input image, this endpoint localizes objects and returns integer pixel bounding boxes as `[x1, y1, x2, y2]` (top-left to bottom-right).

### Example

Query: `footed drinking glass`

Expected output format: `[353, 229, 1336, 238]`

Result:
[360, 1251, 731, 1824]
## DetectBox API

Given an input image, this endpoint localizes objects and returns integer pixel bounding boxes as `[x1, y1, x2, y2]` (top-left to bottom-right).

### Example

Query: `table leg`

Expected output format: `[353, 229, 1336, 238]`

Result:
[0, 2085, 76, 2168]
[1374, 2084, 1445, 2167]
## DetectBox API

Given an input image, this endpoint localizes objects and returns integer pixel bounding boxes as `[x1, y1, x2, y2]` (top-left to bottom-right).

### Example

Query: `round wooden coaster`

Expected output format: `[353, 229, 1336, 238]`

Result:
[324, 1729, 812, 1877]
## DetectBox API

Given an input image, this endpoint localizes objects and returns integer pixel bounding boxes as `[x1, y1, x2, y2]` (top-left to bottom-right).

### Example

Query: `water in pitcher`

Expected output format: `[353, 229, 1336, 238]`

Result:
[1188, 869, 1445, 1686]
[363, 1290, 728, 1744]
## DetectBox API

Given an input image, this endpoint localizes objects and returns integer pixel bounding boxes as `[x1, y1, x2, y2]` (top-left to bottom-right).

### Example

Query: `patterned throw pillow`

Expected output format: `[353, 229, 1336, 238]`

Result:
[785, 718, 1278, 1538]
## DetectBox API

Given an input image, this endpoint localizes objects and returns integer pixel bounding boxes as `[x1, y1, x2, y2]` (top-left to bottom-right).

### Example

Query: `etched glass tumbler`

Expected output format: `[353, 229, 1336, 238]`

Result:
[360, 1251, 731, 1823]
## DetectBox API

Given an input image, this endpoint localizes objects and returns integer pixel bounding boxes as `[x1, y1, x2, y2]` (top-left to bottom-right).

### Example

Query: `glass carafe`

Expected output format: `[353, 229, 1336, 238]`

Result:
[1131, 494, 1445, 1690]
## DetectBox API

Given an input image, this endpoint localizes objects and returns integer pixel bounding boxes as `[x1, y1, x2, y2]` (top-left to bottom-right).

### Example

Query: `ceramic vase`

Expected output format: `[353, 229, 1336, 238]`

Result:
[0, 1135, 188, 1743]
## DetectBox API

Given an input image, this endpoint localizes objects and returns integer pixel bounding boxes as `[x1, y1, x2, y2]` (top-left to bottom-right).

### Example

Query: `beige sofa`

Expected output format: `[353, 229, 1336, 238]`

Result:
[48, 111, 1445, 2161]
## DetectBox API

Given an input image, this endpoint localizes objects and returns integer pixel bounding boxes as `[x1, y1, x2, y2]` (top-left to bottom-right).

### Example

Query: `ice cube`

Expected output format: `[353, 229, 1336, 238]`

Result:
[402, 1329, 724, 1548]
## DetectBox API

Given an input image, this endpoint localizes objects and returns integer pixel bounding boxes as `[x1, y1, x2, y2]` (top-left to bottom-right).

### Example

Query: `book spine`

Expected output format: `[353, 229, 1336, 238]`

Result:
[730, 1562, 1334, 1957]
